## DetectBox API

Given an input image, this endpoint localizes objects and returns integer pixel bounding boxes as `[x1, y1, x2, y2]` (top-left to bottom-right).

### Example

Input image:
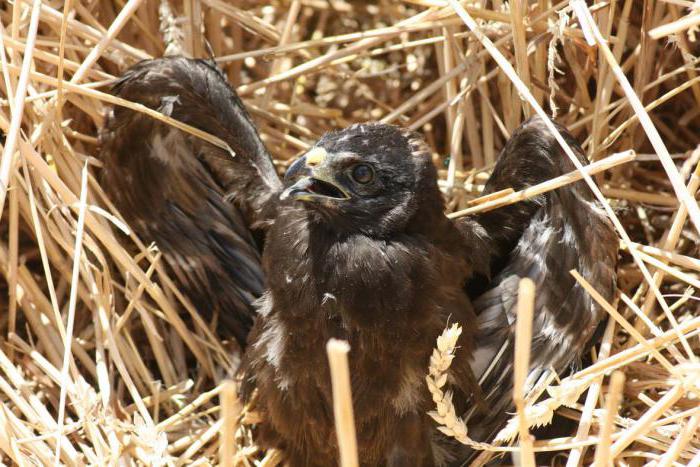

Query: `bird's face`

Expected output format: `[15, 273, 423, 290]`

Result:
[280, 123, 441, 236]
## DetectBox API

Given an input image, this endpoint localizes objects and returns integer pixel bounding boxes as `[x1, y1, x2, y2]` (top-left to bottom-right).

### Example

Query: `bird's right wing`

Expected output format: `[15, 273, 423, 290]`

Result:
[99, 57, 283, 347]
[453, 117, 618, 449]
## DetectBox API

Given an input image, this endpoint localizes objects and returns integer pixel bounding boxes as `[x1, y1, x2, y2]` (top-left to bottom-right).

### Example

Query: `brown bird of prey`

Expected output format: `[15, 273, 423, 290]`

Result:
[100, 57, 617, 466]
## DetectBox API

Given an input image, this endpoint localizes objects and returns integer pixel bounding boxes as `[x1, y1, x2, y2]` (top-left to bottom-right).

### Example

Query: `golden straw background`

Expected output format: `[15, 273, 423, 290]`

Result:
[0, 0, 699, 465]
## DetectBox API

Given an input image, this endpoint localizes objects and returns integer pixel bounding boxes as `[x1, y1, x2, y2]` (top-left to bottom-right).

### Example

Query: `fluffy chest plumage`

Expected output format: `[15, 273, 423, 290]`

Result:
[247, 207, 475, 465]
[250, 291, 442, 467]
[263, 207, 449, 327]
[259, 207, 448, 398]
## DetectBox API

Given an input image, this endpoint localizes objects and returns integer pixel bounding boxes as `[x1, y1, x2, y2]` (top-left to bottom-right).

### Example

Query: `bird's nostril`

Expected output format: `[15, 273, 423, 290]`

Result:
[305, 147, 327, 167]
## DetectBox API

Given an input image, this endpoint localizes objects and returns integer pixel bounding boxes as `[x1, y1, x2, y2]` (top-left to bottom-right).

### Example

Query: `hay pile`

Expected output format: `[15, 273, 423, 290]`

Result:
[0, 0, 699, 465]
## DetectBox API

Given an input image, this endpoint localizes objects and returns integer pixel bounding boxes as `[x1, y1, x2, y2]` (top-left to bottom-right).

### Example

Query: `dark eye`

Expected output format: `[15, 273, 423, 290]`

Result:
[351, 164, 374, 184]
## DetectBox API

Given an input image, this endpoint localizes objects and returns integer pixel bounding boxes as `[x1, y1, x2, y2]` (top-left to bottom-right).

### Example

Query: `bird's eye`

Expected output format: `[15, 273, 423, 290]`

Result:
[350, 164, 374, 184]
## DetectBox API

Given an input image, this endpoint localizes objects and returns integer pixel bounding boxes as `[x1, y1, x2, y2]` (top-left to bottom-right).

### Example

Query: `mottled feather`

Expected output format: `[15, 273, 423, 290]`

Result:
[99, 57, 281, 346]
[458, 118, 618, 458]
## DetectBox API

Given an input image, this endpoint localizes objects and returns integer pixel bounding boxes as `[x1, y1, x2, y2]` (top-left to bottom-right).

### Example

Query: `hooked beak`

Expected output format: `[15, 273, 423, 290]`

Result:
[280, 149, 350, 202]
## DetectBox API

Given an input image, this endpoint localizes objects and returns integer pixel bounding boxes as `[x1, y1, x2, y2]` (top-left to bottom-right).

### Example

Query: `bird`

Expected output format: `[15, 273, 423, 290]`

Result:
[99, 56, 618, 466]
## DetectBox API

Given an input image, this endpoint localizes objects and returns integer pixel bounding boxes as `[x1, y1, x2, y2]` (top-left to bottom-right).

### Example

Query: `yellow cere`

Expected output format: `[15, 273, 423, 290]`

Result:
[305, 147, 327, 167]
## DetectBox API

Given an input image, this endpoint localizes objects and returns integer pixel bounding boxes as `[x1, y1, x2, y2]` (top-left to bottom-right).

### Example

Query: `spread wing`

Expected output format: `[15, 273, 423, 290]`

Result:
[99, 57, 282, 347]
[453, 117, 618, 449]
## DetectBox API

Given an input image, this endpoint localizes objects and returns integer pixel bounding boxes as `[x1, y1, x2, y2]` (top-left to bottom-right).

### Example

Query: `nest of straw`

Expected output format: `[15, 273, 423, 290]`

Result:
[0, 0, 699, 465]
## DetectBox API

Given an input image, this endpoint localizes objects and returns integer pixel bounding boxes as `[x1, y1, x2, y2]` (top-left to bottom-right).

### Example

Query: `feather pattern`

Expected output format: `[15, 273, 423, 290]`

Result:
[99, 57, 282, 347]
[455, 118, 618, 458]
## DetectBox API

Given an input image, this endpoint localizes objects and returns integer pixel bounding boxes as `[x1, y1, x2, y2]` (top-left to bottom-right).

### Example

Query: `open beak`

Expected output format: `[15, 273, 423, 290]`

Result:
[280, 150, 350, 202]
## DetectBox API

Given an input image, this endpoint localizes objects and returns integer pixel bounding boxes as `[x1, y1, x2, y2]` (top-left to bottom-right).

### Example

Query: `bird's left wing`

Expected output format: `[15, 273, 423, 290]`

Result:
[100, 57, 282, 347]
[451, 117, 618, 449]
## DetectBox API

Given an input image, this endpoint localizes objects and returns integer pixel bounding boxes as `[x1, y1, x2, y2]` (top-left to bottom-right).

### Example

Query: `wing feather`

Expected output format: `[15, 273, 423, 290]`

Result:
[100, 56, 282, 347]
[452, 117, 618, 459]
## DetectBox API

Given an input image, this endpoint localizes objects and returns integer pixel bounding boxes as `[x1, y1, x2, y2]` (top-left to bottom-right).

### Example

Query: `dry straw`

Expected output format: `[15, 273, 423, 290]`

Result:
[326, 339, 359, 467]
[1, 0, 699, 465]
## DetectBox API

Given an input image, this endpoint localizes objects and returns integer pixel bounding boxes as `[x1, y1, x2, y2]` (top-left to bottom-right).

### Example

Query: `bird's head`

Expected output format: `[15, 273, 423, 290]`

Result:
[280, 123, 443, 236]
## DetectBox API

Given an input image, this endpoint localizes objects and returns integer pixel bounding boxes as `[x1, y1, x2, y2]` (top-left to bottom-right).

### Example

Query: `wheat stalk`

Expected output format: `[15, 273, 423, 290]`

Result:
[426, 324, 500, 451]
